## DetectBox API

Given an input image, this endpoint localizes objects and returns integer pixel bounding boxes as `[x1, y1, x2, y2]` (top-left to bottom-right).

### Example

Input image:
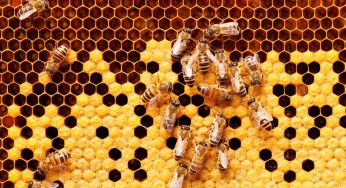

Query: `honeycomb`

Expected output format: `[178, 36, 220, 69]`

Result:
[0, 0, 345, 187]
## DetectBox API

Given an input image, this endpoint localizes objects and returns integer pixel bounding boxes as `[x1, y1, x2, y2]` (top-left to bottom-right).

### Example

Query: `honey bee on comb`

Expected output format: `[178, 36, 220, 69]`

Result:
[141, 76, 173, 110]
[189, 141, 208, 175]
[248, 97, 273, 130]
[171, 28, 192, 62]
[208, 113, 228, 146]
[44, 44, 70, 76]
[241, 53, 263, 87]
[28, 180, 59, 188]
[213, 49, 231, 88]
[190, 38, 216, 75]
[181, 52, 197, 88]
[217, 138, 230, 172]
[205, 22, 241, 37]
[162, 99, 180, 133]
[17, 0, 49, 20]
[170, 161, 189, 188]
[197, 84, 233, 102]
[229, 61, 248, 96]
[37, 151, 71, 176]
[173, 125, 191, 161]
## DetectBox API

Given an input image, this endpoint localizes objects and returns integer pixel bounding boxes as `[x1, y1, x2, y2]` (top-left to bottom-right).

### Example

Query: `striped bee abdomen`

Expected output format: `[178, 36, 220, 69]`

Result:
[49, 152, 70, 167]
[183, 74, 195, 87]
[198, 53, 210, 74]
[141, 86, 158, 102]
[52, 45, 69, 63]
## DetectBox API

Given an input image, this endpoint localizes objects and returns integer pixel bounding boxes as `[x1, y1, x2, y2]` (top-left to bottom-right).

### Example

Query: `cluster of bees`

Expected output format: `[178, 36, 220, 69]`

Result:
[16, 1, 72, 187]
[141, 22, 274, 188]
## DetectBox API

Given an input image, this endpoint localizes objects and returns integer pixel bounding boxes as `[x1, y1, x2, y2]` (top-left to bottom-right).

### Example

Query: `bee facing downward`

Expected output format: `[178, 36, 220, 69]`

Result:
[214, 49, 231, 88]
[171, 28, 192, 62]
[173, 125, 191, 160]
[242, 53, 263, 86]
[170, 161, 188, 188]
[17, 0, 49, 20]
[229, 61, 247, 96]
[189, 141, 208, 175]
[190, 38, 215, 75]
[37, 151, 71, 176]
[197, 84, 232, 102]
[248, 97, 273, 130]
[217, 138, 230, 172]
[208, 114, 227, 146]
[181, 52, 196, 88]
[45, 44, 69, 75]
[141, 78, 173, 110]
[162, 99, 180, 133]
[28, 180, 59, 188]
[205, 22, 240, 37]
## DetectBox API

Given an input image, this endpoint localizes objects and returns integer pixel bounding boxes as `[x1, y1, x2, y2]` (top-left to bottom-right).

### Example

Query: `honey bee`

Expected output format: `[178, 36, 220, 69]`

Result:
[17, 0, 49, 20]
[217, 138, 230, 172]
[141, 78, 173, 110]
[248, 97, 273, 130]
[208, 114, 227, 146]
[181, 52, 196, 87]
[205, 22, 241, 37]
[162, 99, 180, 133]
[213, 49, 231, 88]
[190, 38, 215, 75]
[45, 44, 69, 75]
[197, 84, 232, 102]
[173, 125, 191, 160]
[171, 28, 192, 62]
[37, 151, 71, 176]
[28, 180, 59, 188]
[189, 141, 208, 175]
[242, 53, 263, 86]
[229, 61, 247, 96]
[170, 161, 188, 188]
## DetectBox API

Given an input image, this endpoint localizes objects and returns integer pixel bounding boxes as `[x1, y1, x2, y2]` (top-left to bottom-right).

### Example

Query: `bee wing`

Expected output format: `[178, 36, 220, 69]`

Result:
[258, 108, 273, 121]
[217, 63, 226, 78]
[220, 22, 240, 35]
[171, 37, 186, 56]
[162, 110, 176, 133]
[170, 173, 184, 188]
[207, 49, 219, 65]
[218, 151, 229, 169]
[50, 183, 60, 188]
[174, 137, 188, 156]
[41, 181, 59, 188]
[252, 112, 262, 129]
[148, 95, 160, 110]
[183, 63, 193, 77]
[18, 8, 37, 20]
[231, 70, 241, 93]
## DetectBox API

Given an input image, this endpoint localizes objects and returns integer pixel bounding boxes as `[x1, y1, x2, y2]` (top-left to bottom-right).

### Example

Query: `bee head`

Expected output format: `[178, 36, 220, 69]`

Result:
[205, 28, 213, 37]
[215, 49, 224, 55]
[181, 125, 190, 130]
[248, 97, 256, 105]
[183, 28, 191, 34]
[171, 99, 180, 107]
[229, 61, 238, 67]
[199, 37, 208, 44]
[179, 161, 188, 169]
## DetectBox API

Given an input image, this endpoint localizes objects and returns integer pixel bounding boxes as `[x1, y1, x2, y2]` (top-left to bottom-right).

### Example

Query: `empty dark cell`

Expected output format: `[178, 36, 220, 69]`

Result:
[259, 149, 272, 161]
[39, 94, 51, 106]
[33, 105, 45, 117]
[33, 83, 44, 95]
[65, 116, 77, 128]
[179, 115, 191, 125]
[0, 105, 8, 117]
[147, 61, 159, 74]
[3, 159, 14, 171]
[135, 147, 147, 160]
[77, 50, 89, 62]
[134, 126, 147, 139]
[284, 170, 296, 183]
[308, 127, 320, 139]
[178, 94, 190, 107]
[96, 126, 109, 139]
[304, 69, 317, 82]
[110, 61, 121, 74]
[178, 73, 185, 84]
[96, 84, 109, 96]
[297, 63, 308, 74]
[173, 83, 184, 96]
[122, 62, 134, 73]
[58, 105, 71, 117]
[65, 94, 77, 106]
[229, 116, 241, 129]
[302, 159, 314, 172]
[27, 94, 38, 106]
[103, 94, 115, 107]
[71, 62, 83, 73]
[116, 73, 127, 84]
[52, 137, 64, 150]
[265, 159, 278, 172]
[20, 106, 32, 117]
[116, 94, 128, 106]
[339, 94, 346, 106]
[339, 116, 345, 128]
[33, 170, 46, 181]
[340, 72, 346, 84]
[13, 72, 25, 84]
[279, 96, 290, 107]
[109, 169, 121, 182]
[134, 105, 146, 116]
[52, 72, 64, 84]
[314, 116, 327, 128]
[14, 94, 25, 106]
[0, 170, 9, 183]
[229, 138, 241, 150]
[284, 149, 296, 161]
[284, 127, 296, 139]
[273, 84, 284, 96]
[58, 83, 70, 95]
[116, 50, 127, 62]
[333, 61, 345, 73]
[15, 159, 26, 171]
[15, 116, 26, 128]
[21, 148, 33, 160]
[46, 127, 58, 139]
[285, 84, 296, 96]
[20, 127, 33, 139]
[134, 169, 147, 181]
[308, 106, 320, 117]
[141, 115, 153, 127]
[191, 95, 204, 107]
[285, 106, 296, 118]
[172, 61, 182, 73]
[0, 149, 8, 160]
[197, 105, 210, 118]
[128, 159, 141, 171]
[28, 159, 39, 171]
[109, 148, 122, 160]
[128, 72, 140, 84]
[308, 62, 320, 73]
[8, 83, 19, 95]
[89, 73, 102, 85]
[0, 127, 8, 138]
[84, 84, 96, 95]
[46, 83, 57, 95]
[285, 63, 296, 74]
[2, 94, 13, 106]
